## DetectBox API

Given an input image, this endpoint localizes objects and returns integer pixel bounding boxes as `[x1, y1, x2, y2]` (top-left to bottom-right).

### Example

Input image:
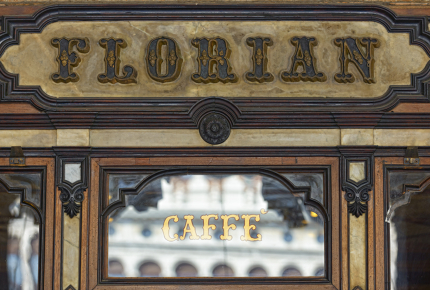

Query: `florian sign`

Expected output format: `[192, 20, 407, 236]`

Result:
[0, 19, 428, 101]
[162, 209, 268, 242]
[50, 35, 380, 85]
[0, 5, 429, 112]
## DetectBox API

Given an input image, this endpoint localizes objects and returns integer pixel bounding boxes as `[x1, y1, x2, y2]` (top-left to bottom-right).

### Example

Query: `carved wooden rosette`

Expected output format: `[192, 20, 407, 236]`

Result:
[188, 97, 241, 145]
[199, 113, 231, 145]
[340, 149, 374, 218]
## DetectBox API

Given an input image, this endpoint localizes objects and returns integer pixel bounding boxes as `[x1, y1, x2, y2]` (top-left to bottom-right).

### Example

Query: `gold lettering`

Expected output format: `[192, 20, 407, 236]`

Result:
[162, 215, 179, 242]
[201, 214, 218, 240]
[240, 214, 262, 241]
[220, 214, 239, 240]
[180, 215, 200, 240]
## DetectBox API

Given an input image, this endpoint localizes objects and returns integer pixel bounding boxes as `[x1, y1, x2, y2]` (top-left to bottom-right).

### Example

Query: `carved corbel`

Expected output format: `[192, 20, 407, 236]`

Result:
[340, 148, 375, 218]
[54, 148, 90, 218]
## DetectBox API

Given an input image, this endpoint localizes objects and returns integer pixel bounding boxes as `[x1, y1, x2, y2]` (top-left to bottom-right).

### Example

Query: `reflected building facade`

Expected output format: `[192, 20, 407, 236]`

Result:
[107, 174, 325, 278]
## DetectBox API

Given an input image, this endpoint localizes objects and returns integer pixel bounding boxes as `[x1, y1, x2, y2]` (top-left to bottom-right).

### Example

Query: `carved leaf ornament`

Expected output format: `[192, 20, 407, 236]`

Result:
[59, 184, 86, 218]
[344, 186, 371, 218]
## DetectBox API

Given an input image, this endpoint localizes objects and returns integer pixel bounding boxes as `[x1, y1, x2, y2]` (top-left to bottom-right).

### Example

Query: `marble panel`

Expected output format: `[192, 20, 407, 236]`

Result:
[349, 214, 367, 290]
[374, 129, 430, 146]
[89, 129, 341, 147]
[341, 129, 374, 146]
[62, 213, 80, 290]
[64, 163, 81, 184]
[349, 162, 365, 183]
[57, 129, 90, 146]
[0, 130, 56, 147]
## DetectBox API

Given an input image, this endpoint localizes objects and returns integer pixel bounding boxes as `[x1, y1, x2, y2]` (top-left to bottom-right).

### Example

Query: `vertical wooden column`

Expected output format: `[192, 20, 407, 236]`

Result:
[54, 148, 90, 290]
[340, 147, 376, 290]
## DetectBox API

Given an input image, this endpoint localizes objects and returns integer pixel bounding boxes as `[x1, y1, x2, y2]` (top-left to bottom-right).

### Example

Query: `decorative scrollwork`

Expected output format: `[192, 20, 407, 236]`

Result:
[199, 113, 231, 145]
[344, 185, 371, 218]
[59, 184, 86, 218]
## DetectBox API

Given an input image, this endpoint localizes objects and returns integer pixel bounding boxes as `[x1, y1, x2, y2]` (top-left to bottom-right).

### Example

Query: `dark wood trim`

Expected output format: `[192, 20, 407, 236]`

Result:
[0, 146, 426, 159]
[6, 110, 430, 129]
[0, 4, 429, 117]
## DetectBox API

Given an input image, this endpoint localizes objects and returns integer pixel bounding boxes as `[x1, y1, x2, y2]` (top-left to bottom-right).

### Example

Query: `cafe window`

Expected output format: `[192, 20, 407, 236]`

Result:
[85, 158, 340, 289]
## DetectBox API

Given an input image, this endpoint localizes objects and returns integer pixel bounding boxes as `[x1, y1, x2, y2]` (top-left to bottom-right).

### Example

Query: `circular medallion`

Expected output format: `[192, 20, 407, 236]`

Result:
[199, 113, 231, 145]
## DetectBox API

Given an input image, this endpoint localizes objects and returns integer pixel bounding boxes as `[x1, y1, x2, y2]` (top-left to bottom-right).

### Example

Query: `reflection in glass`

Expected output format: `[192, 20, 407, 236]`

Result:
[139, 262, 161, 277]
[0, 174, 42, 208]
[107, 173, 325, 278]
[390, 183, 430, 290]
[0, 175, 42, 290]
[248, 267, 267, 277]
[108, 174, 148, 205]
[108, 260, 125, 278]
[315, 268, 324, 277]
[176, 263, 198, 277]
[282, 173, 324, 206]
[213, 265, 234, 277]
[282, 268, 302, 277]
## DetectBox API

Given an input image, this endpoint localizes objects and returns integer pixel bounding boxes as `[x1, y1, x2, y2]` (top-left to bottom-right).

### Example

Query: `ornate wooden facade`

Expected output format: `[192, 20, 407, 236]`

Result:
[0, 3, 429, 290]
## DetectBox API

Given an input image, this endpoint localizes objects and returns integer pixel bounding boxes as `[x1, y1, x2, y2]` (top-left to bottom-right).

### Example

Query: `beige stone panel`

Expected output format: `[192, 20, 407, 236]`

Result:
[350, 214, 367, 289]
[57, 129, 90, 146]
[0, 129, 56, 147]
[349, 161, 365, 183]
[1, 20, 428, 99]
[63, 214, 80, 290]
[374, 129, 430, 146]
[90, 129, 208, 147]
[341, 128, 374, 145]
[90, 128, 340, 147]
[221, 129, 340, 146]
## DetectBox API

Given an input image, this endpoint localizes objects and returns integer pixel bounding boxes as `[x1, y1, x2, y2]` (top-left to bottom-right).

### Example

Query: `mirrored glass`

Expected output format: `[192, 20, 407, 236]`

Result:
[0, 178, 41, 290]
[0, 174, 42, 208]
[282, 173, 324, 205]
[107, 173, 325, 278]
[108, 174, 148, 205]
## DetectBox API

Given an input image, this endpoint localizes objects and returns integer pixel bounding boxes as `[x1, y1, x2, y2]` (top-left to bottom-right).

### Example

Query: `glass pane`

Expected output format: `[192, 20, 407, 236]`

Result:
[282, 173, 324, 205]
[107, 173, 325, 278]
[390, 183, 430, 290]
[108, 174, 148, 205]
[0, 177, 41, 290]
[388, 171, 430, 208]
[0, 174, 42, 208]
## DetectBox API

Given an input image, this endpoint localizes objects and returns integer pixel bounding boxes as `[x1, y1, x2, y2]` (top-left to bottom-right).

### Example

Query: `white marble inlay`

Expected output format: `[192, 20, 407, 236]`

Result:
[349, 162, 365, 183]
[64, 163, 81, 184]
